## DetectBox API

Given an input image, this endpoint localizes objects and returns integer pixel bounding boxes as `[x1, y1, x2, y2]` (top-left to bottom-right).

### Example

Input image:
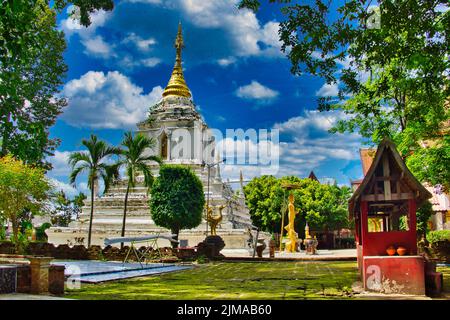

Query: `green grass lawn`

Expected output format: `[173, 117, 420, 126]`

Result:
[65, 261, 360, 300]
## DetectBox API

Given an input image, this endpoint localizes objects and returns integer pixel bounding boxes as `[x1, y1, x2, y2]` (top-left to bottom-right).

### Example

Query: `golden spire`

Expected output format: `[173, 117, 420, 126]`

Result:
[162, 23, 192, 99]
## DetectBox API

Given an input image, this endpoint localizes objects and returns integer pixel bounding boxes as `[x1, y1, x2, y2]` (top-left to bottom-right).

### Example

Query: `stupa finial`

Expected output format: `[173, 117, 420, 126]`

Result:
[162, 22, 192, 99]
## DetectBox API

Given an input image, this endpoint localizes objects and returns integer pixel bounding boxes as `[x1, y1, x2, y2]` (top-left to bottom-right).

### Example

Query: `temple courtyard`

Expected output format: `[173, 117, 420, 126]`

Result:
[61, 261, 449, 300]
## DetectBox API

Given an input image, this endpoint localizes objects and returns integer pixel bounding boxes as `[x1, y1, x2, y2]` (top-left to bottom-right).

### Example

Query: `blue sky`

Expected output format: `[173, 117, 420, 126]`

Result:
[48, 0, 365, 196]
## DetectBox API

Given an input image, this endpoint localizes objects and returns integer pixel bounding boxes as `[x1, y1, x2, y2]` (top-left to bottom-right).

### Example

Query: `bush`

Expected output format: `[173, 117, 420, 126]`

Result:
[35, 223, 51, 242]
[150, 165, 205, 247]
[427, 230, 450, 244]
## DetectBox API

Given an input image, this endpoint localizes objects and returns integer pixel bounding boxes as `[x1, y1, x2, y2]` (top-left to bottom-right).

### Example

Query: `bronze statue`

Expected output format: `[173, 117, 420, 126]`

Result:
[206, 205, 225, 236]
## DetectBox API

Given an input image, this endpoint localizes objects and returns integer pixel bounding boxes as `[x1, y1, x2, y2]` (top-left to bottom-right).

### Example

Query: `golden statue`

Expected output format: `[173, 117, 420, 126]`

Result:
[206, 205, 225, 236]
[305, 222, 311, 239]
[284, 193, 299, 252]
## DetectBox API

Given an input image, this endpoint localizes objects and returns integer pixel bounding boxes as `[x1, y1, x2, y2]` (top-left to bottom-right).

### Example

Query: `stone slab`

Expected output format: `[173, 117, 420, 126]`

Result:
[52, 260, 192, 283]
[0, 265, 17, 294]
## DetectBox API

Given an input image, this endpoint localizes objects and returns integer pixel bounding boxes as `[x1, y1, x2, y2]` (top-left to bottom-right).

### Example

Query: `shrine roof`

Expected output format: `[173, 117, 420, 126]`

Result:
[349, 138, 432, 215]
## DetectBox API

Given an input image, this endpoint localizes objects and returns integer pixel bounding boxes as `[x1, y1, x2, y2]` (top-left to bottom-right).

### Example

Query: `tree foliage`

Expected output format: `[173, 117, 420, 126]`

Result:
[416, 200, 434, 238]
[117, 132, 161, 239]
[239, 0, 450, 190]
[0, 1, 67, 168]
[50, 190, 81, 227]
[150, 165, 205, 246]
[0, 0, 114, 168]
[0, 155, 51, 243]
[243, 175, 351, 235]
[68, 134, 121, 247]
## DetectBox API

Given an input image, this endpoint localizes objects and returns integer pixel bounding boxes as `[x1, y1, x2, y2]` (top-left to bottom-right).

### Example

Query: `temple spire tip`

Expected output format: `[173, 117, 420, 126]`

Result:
[162, 23, 191, 99]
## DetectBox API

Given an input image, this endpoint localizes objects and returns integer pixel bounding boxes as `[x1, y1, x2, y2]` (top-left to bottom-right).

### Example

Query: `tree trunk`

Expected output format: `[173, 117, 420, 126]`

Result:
[171, 227, 179, 249]
[120, 183, 130, 249]
[11, 215, 19, 252]
[87, 180, 95, 248]
[0, 111, 13, 157]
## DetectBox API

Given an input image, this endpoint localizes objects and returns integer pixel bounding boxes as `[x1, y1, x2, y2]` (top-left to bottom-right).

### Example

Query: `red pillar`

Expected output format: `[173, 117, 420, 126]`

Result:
[360, 201, 368, 257]
[408, 199, 417, 255]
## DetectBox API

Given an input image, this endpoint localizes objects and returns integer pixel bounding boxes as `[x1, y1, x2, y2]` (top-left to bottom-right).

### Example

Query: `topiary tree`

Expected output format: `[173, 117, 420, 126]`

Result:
[150, 165, 205, 248]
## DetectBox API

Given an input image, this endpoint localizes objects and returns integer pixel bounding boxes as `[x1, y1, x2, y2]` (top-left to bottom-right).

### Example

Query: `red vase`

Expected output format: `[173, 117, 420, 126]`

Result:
[386, 246, 396, 256]
[397, 247, 407, 256]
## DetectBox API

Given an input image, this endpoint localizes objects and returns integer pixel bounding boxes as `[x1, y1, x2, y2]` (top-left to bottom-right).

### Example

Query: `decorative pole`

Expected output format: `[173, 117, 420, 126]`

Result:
[203, 158, 225, 236]
[206, 165, 211, 236]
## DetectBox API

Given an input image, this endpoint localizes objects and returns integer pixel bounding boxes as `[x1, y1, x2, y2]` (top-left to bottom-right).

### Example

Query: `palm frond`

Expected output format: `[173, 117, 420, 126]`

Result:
[68, 151, 92, 168]
[69, 163, 90, 185]
[137, 163, 155, 189]
[99, 163, 121, 193]
[126, 165, 136, 188]
[139, 155, 162, 164]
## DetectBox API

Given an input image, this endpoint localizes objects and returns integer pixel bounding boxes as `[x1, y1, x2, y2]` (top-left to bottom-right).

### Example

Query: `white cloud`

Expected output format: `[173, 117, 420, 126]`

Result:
[235, 81, 279, 101]
[123, 33, 157, 52]
[49, 178, 78, 198]
[61, 71, 163, 129]
[61, 6, 112, 37]
[126, 0, 162, 3]
[61, 6, 114, 58]
[61, 0, 284, 67]
[316, 82, 339, 97]
[274, 110, 361, 168]
[214, 110, 362, 183]
[48, 151, 72, 177]
[82, 35, 113, 58]
[217, 57, 236, 67]
[180, 0, 282, 58]
[141, 57, 162, 67]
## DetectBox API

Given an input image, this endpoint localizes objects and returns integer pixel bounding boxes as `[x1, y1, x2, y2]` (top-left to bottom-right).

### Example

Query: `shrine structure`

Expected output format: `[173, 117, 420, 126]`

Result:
[349, 139, 433, 295]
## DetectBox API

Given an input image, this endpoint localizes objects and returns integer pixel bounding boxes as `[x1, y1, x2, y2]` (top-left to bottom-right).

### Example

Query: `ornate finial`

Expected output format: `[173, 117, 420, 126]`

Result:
[162, 23, 192, 99]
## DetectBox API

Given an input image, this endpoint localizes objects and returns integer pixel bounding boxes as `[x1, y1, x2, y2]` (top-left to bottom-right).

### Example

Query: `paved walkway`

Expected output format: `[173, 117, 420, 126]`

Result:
[0, 294, 70, 300]
[222, 248, 356, 260]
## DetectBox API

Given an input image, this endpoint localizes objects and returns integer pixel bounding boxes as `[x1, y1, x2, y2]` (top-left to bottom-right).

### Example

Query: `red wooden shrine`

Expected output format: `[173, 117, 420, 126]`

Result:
[349, 139, 432, 295]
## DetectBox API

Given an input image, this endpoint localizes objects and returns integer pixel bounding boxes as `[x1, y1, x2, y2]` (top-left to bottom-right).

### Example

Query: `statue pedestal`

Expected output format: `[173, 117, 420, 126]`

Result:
[197, 235, 225, 259]
[303, 238, 318, 255]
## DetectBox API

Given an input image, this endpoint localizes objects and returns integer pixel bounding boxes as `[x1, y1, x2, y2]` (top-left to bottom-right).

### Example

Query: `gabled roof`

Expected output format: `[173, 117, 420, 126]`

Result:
[308, 171, 319, 181]
[359, 148, 376, 175]
[349, 138, 432, 215]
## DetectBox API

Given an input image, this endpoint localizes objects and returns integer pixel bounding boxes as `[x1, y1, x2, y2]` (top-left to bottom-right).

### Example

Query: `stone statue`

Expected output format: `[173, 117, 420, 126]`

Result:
[303, 222, 318, 255]
[207, 205, 225, 236]
[284, 193, 299, 252]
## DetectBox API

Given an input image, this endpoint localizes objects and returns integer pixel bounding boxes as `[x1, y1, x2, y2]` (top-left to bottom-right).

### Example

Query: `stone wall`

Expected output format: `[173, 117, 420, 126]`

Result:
[0, 241, 186, 262]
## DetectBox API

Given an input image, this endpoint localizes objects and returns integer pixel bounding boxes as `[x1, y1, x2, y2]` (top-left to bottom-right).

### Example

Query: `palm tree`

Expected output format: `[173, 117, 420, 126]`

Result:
[118, 132, 161, 247]
[68, 134, 121, 248]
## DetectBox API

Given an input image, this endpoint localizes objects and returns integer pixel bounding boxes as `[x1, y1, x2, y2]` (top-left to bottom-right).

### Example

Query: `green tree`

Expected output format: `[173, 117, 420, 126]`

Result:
[239, 0, 450, 190]
[150, 165, 205, 248]
[117, 132, 161, 246]
[243, 175, 285, 232]
[1, 1, 113, 65]
[416, 200, 434, 239]
[0, 1, 67, 168]
[244, 176, 351, 235]
[73, 192, 87, 220]
[0, 155, 51, 245]
[50, 191, 75, 227]
[68, 135, 120, 247]
[0, 1, 114, 168]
